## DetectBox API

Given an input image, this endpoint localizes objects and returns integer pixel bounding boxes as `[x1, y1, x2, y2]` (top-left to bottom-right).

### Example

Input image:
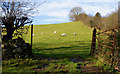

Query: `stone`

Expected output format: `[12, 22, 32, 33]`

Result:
[2, 37, 31, 60]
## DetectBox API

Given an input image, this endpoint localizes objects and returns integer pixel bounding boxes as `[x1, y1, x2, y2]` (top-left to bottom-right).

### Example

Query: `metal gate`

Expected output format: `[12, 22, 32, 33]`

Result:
[91, 27, 120, 70]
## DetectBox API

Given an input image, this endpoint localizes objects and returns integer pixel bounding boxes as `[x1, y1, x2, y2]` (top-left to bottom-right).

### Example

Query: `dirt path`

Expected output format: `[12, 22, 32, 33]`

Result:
[77, 62, 103, 73]
[70, 58, 104, 73]
[32, 57, 107, 73]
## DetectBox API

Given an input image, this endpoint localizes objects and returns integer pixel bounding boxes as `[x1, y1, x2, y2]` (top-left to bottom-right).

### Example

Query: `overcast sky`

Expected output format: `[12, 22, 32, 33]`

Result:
[25, 0, 120, 25]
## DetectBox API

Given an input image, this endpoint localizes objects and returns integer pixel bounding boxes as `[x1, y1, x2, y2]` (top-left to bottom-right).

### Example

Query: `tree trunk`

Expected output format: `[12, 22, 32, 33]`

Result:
[7, 29, 14, 40]
[2, 26, 14, 43]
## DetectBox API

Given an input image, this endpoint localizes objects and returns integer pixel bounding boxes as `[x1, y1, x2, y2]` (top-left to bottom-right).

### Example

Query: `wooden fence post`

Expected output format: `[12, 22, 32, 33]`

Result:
[118, 1, 120, 56]
[90, 28, 96, 56]
[0, 25, 2, 42]
[31, 24, 33, 55]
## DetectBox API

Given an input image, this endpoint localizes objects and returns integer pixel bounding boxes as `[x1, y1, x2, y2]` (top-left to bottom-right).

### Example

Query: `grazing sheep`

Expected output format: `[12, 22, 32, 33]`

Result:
[54, 31, 57, 34]
[41, 32, 43, 35]
[74, 33, 76, 35]
[32, 34, 34, 36]
[61, 33, 66, 36]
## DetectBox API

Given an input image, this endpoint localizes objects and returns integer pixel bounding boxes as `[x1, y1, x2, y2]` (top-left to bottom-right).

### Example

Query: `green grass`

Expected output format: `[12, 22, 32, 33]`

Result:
[2, 21, 93, 72]
[25, 21, 92, 58]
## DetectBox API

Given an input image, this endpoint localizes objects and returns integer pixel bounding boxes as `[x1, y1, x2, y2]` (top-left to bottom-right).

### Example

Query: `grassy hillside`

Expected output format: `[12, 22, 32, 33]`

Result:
[24, 21, 92, 58]
[3, 21, 93, 72]
[25, 21, 92, 43]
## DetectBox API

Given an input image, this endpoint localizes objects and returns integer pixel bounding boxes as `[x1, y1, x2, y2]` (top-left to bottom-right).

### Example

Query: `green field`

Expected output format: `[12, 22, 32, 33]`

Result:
[3, 21, 95, 72]
[25, 21, 92, 59]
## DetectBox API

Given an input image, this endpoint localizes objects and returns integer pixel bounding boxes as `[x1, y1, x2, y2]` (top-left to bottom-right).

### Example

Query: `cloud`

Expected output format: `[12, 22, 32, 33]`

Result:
[32, 0, 118, 24]
[45, 10, 68, 18]
[82, 0, 119, 2]
[33, 2, 74, 18]
[45, 0, 119, 3]
[79, 2, 117, 16]
[36, 2, 117, 17]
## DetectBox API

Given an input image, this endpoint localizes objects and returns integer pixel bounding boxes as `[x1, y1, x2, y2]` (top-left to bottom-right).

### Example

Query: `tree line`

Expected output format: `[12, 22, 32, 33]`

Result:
[69, 6, 118, 30]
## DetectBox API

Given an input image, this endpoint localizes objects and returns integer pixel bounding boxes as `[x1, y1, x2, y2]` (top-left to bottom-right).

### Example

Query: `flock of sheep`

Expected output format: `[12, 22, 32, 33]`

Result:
[38, 31, 77, 36]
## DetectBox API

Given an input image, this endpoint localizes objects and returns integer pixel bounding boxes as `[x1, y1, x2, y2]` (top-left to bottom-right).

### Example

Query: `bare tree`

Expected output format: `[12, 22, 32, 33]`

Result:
[0, 1, 42, 42]
[90, 12, 102, 29]
[69, 7, 83, 21]
[105, 11, 118, 29]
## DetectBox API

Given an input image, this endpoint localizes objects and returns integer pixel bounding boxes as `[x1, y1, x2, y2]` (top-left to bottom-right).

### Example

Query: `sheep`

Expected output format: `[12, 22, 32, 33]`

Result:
[61, 33, 66, 36]
[74, 33, 76, 35]
[32, 34, 34, 36]
[41, 32, 43, 35]
[54, 31, 57, 34]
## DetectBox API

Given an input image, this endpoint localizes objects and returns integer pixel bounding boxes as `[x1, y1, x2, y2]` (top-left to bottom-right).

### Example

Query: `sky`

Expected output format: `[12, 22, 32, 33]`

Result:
[1, 0, 119, 25]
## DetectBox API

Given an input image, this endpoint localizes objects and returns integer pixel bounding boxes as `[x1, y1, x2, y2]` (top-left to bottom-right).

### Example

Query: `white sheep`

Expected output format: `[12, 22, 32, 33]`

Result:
[54, 31, 57, 34]
[32, 34, 34, 36]
[61, 33, 66, 36]
[41, 32, 43, 35]
[74, 33, 76, 35]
